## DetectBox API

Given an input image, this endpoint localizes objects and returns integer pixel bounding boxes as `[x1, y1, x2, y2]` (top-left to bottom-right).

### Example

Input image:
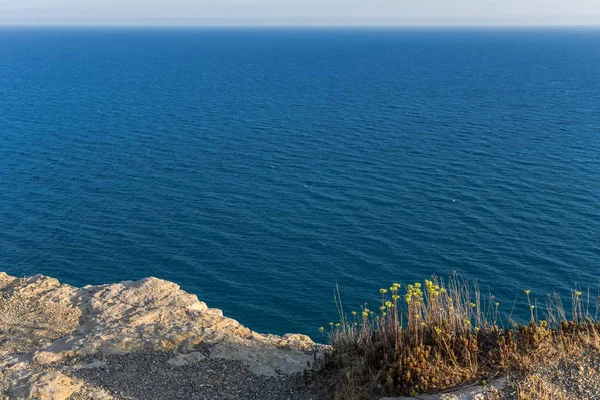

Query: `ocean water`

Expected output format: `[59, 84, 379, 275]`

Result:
[0, 28, 599, 337]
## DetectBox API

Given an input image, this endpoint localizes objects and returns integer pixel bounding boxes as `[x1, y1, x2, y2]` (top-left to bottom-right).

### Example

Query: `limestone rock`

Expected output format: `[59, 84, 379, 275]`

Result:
[68, 360, 108, 370]
[16, 274, 315, 359]
[10, 370, 83, 400]
[0, 275, 81, 355]
[32, 351, 66, 365]
[209, 342, 313, 377]
[0, 271, 318, 399]
[166, 351, 206, 367]
[0, 354, 29, 372]
[86, 388, 115, 400]
[379, 377, 507, 400]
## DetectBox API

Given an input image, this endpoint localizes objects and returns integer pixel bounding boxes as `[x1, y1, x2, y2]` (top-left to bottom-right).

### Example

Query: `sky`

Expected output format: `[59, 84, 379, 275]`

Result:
[0, 0, 599, 26]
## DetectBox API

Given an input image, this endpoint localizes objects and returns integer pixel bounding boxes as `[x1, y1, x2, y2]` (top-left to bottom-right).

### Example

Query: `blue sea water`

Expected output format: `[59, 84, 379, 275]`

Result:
[0, 28, 599, 337]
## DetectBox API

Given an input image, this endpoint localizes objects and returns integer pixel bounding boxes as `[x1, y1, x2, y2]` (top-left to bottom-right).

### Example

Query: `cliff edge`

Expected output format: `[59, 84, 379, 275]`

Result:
[0, 272, 320, 400]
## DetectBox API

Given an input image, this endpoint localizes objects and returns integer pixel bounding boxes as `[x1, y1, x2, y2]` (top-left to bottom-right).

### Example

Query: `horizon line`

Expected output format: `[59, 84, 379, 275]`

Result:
[1, 23, 600, 29]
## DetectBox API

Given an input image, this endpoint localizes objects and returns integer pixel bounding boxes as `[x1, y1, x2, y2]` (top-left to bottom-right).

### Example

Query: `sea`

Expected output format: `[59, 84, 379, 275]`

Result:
[0, 27, 599, 338]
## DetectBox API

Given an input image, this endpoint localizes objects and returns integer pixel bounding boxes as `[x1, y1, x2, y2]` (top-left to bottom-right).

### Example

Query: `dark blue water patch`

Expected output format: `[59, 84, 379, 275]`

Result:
[1, 28, 599, 338]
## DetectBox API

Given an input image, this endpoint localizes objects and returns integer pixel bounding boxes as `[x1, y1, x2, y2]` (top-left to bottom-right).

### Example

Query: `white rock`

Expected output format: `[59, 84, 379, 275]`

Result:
[379, 377, 508, 400]
[87, 388, 115, 400]
[0, 270, 318, 400]
[10, 370, 83, 400]
[166, 352, 206, 367]
[209, 342, 312, 377]
[68, 360, 108, 370]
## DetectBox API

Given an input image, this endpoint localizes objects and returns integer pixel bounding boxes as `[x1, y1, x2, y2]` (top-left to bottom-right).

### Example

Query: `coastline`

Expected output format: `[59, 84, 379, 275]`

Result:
[1, 272, 599, 400]
[0, 272, 320, 399]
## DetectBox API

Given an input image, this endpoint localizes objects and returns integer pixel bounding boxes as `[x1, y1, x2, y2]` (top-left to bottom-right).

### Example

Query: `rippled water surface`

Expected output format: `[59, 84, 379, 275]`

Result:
[1, 28, 599, 337]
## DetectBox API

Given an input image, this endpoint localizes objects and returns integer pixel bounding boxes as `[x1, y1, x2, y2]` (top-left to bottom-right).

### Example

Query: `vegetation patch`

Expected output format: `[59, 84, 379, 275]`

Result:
[320, 274, 600, 400]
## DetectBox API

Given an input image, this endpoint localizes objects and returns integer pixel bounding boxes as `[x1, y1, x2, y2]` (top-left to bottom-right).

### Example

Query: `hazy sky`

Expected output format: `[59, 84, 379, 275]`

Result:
[1, 0, 599, 26]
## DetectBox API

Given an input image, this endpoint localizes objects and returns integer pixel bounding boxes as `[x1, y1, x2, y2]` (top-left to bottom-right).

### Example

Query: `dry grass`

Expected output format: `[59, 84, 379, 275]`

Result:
[320, 274, 600, 400]
[516, 373, 568, 400]
[513, 328, 600, 400]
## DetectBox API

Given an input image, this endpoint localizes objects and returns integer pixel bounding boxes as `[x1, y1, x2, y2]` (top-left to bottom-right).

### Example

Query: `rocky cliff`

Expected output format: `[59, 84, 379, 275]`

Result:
[0, 273, 320, 400]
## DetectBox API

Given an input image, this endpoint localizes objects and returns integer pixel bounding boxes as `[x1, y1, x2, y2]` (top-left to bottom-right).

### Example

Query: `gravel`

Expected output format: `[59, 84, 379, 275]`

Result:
[65, 346, 321, 400]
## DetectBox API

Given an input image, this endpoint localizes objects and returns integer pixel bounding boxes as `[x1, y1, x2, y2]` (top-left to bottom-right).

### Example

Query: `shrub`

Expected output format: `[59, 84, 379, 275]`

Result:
[321, 274, 600, 399]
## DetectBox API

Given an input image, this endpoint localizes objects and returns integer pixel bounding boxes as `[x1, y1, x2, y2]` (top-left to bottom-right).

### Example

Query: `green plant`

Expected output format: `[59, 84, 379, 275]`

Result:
[321, 274, 600, 400]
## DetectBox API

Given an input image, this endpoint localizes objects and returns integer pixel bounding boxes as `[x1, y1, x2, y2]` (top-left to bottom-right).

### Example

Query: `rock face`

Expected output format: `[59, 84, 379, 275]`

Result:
[10, 371, 83, 400]
[0, 272, 317, 399]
